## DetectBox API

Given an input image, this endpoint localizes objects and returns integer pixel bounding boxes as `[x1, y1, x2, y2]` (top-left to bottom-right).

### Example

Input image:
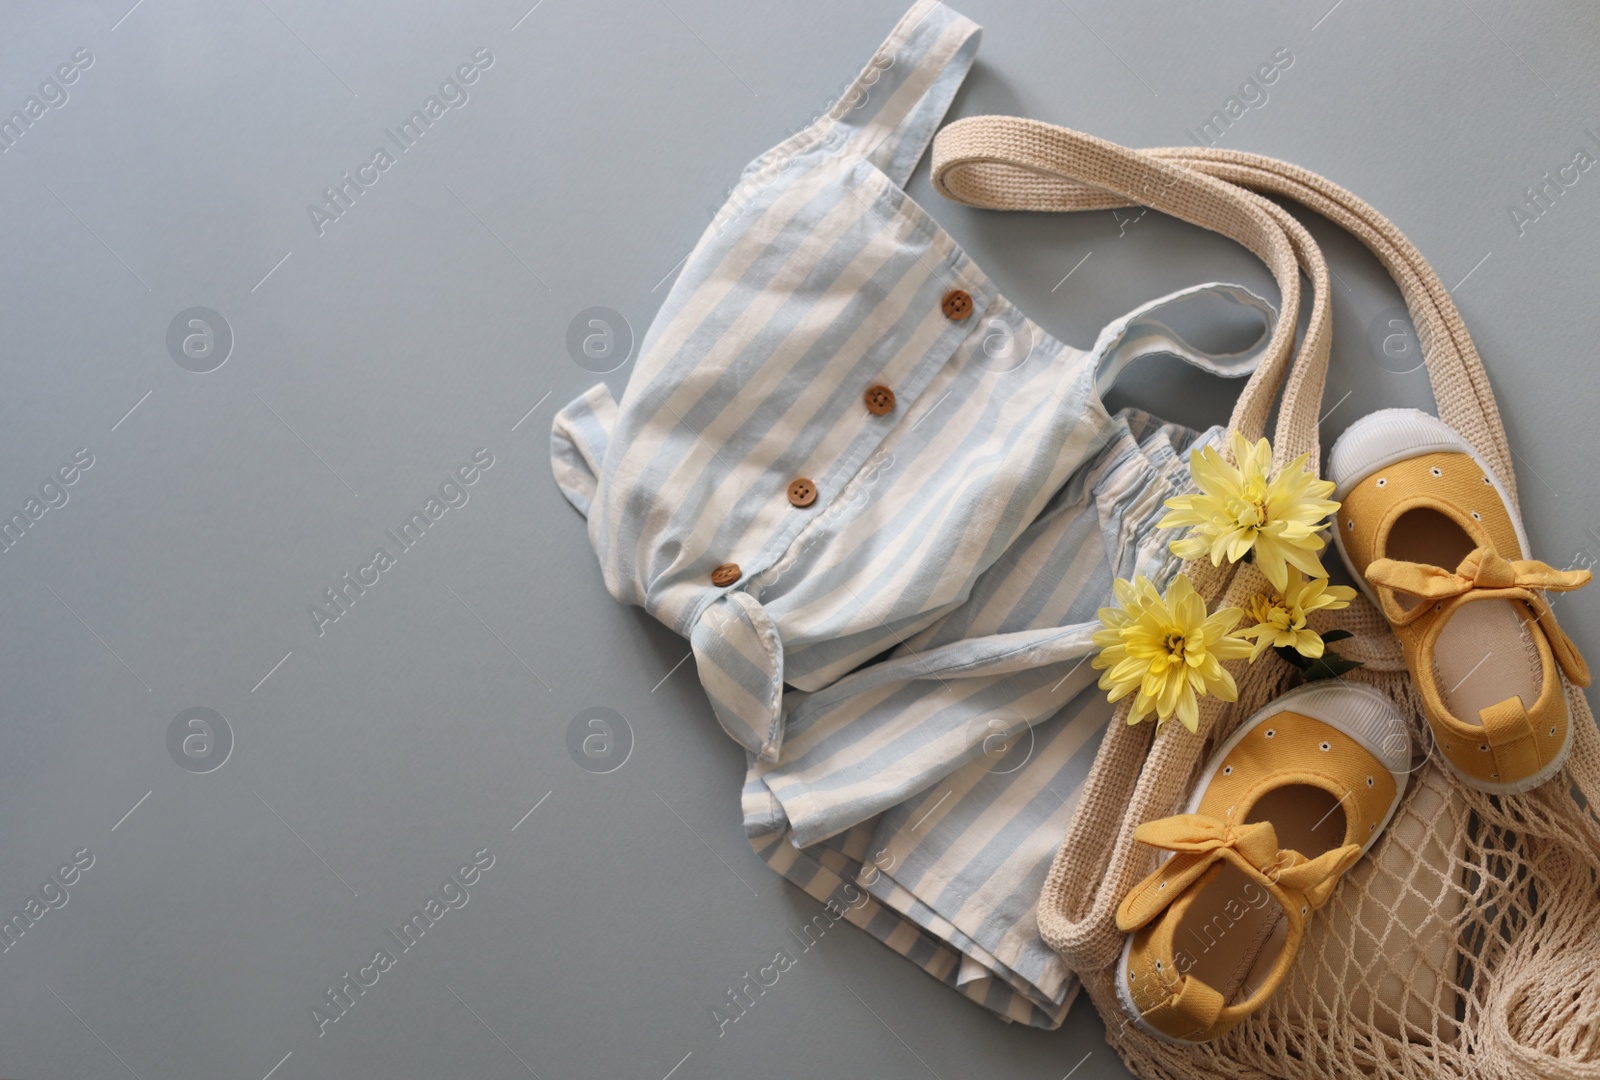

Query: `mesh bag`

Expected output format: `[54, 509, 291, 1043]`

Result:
[931, 116, 1600, 1079]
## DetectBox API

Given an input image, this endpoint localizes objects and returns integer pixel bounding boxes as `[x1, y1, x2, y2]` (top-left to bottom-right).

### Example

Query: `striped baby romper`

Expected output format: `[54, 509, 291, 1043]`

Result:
[551, 0, 1277, 1027]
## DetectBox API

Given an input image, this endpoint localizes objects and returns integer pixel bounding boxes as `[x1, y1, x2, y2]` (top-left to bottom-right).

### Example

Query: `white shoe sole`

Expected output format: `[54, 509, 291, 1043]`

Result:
[1113, 682, 1411, 1044]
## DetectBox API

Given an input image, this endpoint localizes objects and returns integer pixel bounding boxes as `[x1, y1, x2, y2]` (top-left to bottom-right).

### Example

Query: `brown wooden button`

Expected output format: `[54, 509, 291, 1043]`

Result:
[941, 288, 973, 321]
[786, 478, 817, 508]
[863, 384, 896, 416]
[710, 563, 741, 587]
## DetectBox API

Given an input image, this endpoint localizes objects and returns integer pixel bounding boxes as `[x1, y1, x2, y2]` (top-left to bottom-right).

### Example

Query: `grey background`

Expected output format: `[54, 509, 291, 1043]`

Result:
[1, 1, 1596, 1077]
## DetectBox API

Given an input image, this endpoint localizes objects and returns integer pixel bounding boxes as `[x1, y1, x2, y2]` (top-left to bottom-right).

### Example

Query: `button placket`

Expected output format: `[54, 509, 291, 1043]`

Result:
[718, 276, 988, 596]
[781, 285, 982, 523]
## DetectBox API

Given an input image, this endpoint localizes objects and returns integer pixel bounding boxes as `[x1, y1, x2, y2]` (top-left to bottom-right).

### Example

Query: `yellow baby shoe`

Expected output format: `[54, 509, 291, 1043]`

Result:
[1330, 408, 1591, 793]
[1115, 683, 1410, 1043]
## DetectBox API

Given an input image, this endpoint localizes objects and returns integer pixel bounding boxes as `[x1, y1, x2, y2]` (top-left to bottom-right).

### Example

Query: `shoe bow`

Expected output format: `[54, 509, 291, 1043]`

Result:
[1116, 813, 1363, 932]
[1365, 546, 1591, 685]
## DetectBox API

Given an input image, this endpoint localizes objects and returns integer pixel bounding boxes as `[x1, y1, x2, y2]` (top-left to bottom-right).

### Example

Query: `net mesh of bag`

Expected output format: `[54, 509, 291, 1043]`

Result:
[930, 117, 1600, 1080]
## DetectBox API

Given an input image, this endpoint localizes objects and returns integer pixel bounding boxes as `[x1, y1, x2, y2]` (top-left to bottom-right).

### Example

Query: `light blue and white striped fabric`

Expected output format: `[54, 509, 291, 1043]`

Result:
[552, 0, 1275, 1027]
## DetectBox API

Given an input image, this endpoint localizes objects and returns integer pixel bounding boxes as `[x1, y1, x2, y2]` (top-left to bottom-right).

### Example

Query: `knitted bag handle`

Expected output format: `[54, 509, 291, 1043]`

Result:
[930, 115, 1521, 972]
[930, 116, 1516, 506]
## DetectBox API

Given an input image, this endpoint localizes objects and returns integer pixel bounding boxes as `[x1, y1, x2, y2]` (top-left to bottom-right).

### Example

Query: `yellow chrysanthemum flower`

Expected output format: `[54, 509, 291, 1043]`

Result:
[1091, 573, 1253, 733]
[1239, 571, 1359, 661]
[1158, 431, 1341, 591]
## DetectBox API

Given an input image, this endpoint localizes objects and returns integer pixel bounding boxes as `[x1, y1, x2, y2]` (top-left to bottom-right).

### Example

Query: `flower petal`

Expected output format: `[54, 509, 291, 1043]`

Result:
[1294, 629, 1326, 658]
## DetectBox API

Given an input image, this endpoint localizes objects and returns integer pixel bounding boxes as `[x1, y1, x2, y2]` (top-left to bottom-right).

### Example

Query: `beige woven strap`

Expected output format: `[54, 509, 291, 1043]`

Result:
[930, 116, 1517, 510]
[931, 116, 1326, 469]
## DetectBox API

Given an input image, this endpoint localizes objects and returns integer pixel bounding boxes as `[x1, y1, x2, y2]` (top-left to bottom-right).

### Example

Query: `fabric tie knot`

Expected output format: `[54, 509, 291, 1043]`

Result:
[1116, 812, 1362, 932]
[1460, 547, 1517, 588]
